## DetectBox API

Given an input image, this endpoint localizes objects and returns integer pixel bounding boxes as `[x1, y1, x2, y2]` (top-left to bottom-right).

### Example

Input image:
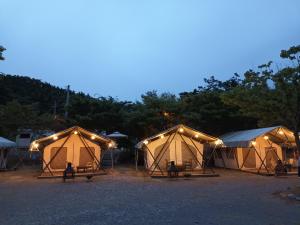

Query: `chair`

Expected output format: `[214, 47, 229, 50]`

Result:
[184, 159, 192, 177]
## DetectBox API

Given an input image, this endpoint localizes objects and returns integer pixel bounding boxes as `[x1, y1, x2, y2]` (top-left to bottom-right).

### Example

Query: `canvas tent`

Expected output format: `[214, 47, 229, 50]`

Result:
[30, 126, 116, 176]
[0, 137, 17, 170]
[136, 124, 219, 177]
[215, 126, 297, 174]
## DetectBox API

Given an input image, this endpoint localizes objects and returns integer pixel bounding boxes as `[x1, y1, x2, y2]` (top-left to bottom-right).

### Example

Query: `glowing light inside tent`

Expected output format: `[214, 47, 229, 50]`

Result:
[264, 136, 269, 140]
[215, 139, 223, 145]
[195, 134, 199, 138]
[179, 128, 184, 133]
[53, 136, 58, 140]
[143, 140, 149, 145]
[74, 131, 78, 135]
[91, 135, 96, 140]
[160, 135, 164, 139]
[279, 130, 284, 135]
[33, 143, 39, 148]
[251, 141, 257, 146]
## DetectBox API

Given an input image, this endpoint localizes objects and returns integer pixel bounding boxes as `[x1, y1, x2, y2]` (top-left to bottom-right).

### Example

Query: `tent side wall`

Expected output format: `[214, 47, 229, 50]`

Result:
[43, 134, 101, 172]
[144, 133, 204, 172]
[214, 148, 243, 169]
[215, 136, 284, 170]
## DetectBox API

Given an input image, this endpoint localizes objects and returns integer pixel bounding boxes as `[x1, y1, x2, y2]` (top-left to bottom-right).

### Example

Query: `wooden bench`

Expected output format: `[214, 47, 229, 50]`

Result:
[77, 162, 94, 173]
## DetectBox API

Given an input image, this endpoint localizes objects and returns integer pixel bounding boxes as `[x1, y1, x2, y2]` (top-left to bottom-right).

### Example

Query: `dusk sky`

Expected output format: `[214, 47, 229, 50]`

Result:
[1, 0, 300, 100]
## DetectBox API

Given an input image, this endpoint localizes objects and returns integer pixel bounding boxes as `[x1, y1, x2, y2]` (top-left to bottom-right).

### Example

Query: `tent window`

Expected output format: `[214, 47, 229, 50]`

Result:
[50, 147, 67, 169]
[79, 147, 95, 166]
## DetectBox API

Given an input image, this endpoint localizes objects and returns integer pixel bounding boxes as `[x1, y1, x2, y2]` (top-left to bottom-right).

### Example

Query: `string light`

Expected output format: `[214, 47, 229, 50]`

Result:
[74, 131, 78, 135]
[264, 136, 269, 140]
[195, 134, 199, 138]
[179, 128, 184, 133]
[251, 141, 257, 146]
[278, 130, 284, 135]
[34, 143, 39, 148]
[215, 139, 223, 145]
[53, 136, 58, 140]
[91, 135, 96, 140]
[143, 140, 149, 145]
[108, 142, 113, 148]
[160, 135, 164, 139]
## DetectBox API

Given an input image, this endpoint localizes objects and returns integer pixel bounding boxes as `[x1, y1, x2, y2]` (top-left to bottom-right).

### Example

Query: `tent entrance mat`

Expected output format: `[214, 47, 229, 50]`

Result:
[38, 171, 106, 179]
[150, 170, 219, 178]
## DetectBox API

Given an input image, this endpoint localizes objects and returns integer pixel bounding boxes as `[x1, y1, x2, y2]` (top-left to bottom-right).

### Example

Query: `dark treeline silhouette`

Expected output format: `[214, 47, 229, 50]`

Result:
[0, 45, 299, 150]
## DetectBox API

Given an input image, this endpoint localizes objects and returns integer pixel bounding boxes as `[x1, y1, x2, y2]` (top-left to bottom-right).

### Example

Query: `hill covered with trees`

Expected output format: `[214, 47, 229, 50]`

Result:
[0, 45, 299, 150]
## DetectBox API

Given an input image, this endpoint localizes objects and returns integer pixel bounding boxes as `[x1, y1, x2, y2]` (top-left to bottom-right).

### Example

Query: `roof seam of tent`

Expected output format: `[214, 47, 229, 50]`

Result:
[136, 124, 218, 148]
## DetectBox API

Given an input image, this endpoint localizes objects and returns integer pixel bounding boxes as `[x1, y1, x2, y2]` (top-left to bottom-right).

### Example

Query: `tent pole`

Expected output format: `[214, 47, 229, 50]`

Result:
[144, 145, 164, 175]
[148, 132, 174, 175]
[78, 132, 104, 172]
[150, 132, 177, 176]
[255, 146, 270, 174]
[111, 149, 114, 170]
[135, 148, 138, 171]
[178, 134, 204, 172]
[240, 148, 251, 169]
[43, 133, 72, 175]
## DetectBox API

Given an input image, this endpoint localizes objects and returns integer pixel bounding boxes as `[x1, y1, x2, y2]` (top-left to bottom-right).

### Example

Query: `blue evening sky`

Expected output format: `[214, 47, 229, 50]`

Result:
[1, 0, 300, 100]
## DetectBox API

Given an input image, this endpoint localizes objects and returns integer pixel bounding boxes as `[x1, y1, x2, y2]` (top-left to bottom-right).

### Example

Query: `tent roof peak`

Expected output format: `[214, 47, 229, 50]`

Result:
[136, 124, 218, 149]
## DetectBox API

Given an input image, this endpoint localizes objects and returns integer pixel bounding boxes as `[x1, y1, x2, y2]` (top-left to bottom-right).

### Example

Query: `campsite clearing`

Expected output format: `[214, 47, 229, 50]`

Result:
[0, 167, 299, 225]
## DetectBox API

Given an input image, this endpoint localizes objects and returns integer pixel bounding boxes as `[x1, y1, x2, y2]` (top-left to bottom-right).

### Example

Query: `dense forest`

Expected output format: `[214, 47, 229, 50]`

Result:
[0, 45, 300, 150]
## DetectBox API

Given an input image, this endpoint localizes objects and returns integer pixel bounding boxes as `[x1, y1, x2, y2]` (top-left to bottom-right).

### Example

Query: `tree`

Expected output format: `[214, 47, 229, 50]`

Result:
[0, 46, 6, 60]
[180, 75, 256, 135]
[222, 45, 300, 152]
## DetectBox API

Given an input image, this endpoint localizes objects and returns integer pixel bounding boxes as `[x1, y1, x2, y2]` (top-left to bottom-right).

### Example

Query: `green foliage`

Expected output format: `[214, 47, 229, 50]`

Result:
[0, 46, 6, 60]
[222, 45, 300, 150]
[0, 44, 300, 152]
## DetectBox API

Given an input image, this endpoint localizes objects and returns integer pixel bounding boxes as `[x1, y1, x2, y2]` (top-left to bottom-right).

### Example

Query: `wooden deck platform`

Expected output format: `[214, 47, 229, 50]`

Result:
[38, 170, 107, 179]
[150, 170, 219, 178]
[241, 168, 298, 176]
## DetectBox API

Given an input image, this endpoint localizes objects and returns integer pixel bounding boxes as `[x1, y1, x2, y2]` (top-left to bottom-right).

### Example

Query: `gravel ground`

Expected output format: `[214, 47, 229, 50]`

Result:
[0, 167, 300, 225]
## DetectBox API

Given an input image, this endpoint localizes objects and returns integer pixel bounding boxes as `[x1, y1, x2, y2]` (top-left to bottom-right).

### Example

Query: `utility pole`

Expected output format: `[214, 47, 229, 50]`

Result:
[64, 85, 70, 120]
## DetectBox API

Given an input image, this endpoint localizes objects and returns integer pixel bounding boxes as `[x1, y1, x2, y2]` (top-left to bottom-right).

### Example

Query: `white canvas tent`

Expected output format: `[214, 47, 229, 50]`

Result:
[215, 126, 297, 174]
[136, 124, 219, 177]
[30, 126, 116, 176]
[0, 137, 17, 170]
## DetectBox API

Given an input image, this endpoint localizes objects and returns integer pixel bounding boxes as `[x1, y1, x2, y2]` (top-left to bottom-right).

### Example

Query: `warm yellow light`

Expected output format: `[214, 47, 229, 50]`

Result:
[53, 136, 58, 140]
[34, 143, 39, 148]
[179, 128, 184, 133]
[91, 135, 96, 140]
[160, 134, 164, 139]
[215, 139, 223, 145]
[251, 141, 257, 146]
[143, 140, 149, 145]
[279, 130, 284, 135]
[195, 134, 199, 138]
[264, 136, 269, 140]
[74, 131, 78, 135]
[108, 142, 113, 148]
